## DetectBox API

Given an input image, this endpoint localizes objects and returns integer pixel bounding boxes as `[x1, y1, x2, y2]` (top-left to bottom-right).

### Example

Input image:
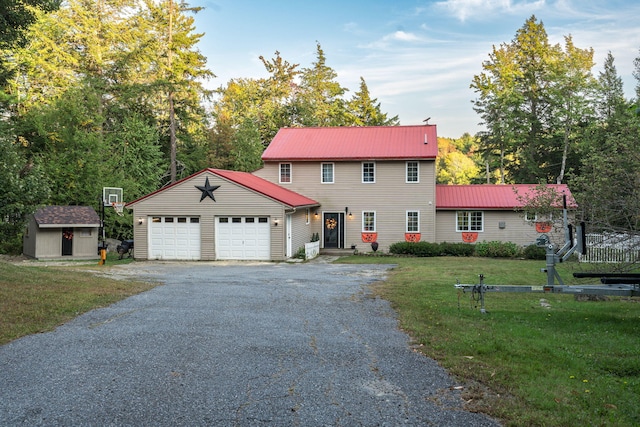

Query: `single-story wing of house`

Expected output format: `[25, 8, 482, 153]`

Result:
[126, 168, 319, 261]
[435, 184, 576, 246]
[23, 206, 101, 260]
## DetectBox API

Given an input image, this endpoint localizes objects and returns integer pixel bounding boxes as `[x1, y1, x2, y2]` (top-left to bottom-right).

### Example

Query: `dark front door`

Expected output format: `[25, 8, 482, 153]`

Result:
[62, 228, 73, 256]
[323, 213, 344, 249]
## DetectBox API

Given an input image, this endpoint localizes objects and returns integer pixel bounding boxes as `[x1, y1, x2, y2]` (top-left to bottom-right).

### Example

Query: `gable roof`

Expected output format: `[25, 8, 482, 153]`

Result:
[34, 206, 100, 228]
[127, 168, 319, 209]
[262, 125, 438, 161]
[209, 169, 318, 208]
[436, 184, 576, 210]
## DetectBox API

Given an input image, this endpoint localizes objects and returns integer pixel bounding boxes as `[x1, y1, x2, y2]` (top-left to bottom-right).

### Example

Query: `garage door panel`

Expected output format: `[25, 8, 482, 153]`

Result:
[216, 217, 270, 260]
[148, 217, 200, 260]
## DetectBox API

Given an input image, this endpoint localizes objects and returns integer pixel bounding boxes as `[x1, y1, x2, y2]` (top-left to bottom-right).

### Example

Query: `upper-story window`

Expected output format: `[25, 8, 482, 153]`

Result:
[406, 161, 419, 183]
[362, 162, 375, 183]
[457, 211, 483, 232]
[279, 163, 291, 183]
[321, 163, 334, 184]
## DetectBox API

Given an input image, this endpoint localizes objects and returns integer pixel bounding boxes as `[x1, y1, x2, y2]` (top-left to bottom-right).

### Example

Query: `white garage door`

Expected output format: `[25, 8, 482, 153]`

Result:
[148, 216, 201, 260]
[216, 216, 270, 260]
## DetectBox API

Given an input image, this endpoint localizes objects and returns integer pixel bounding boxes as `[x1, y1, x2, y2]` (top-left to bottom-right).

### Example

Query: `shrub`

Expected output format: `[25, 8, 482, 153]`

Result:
[474, 240, 521, 258]
[389, 241, 474, 257]
[523, 244, 546, 260]
[293, 247, 306, 259]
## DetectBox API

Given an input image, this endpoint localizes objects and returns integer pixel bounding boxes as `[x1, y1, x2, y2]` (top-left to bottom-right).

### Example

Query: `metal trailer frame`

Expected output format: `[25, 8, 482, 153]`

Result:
[454, 195, 640, 313]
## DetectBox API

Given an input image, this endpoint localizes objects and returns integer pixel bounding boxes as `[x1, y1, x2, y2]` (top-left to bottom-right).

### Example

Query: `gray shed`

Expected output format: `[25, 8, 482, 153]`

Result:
[23, 206, 101, 260]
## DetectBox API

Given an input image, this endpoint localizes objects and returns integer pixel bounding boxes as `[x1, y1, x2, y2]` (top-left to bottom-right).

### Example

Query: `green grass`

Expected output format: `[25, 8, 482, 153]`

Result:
[2, 254, 639, 425]
[0, 254, 156, 346]
[339, 255, 640, 427]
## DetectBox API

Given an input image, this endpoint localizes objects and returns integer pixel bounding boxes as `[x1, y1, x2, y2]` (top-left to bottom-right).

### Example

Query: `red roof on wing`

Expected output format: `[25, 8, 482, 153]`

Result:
[262, 125, 438, 161]
[127, 168, 318, 208]
[209, 169, 318, 207]
[436, 184, 576, 209]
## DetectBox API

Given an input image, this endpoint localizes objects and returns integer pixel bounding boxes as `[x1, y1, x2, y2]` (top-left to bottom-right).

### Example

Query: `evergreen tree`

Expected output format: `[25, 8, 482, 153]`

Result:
[345, 77, 399, 126]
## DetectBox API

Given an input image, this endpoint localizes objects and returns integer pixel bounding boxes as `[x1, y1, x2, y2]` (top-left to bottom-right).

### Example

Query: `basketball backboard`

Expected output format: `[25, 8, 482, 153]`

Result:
[102, 187, 123, 207]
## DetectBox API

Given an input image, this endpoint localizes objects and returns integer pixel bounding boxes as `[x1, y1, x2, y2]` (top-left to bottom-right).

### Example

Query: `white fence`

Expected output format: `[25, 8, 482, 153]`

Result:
[579, 233, 640, 263]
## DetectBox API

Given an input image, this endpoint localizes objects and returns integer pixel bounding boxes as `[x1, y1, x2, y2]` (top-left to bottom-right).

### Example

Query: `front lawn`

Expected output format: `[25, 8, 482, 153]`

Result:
[339, 255, 640, 427]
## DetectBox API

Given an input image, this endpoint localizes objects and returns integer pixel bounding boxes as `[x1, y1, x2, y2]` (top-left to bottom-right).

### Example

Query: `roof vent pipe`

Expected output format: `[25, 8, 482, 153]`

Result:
[424, 133, 428, 144]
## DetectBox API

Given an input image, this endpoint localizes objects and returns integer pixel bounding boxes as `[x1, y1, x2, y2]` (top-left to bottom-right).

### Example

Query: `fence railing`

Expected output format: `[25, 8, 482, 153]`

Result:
[579, 233, 640, 263]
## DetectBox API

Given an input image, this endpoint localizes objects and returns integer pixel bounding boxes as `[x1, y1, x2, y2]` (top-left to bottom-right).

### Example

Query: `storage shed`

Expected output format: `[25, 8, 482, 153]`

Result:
[23, 206, 101, 260]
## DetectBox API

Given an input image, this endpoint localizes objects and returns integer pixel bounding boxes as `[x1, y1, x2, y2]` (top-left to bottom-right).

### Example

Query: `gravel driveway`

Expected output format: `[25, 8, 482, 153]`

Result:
[0, 259, 499, 426]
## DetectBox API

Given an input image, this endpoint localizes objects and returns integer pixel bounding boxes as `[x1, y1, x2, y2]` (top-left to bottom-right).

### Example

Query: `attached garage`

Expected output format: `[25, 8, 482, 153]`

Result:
[148, 216, 201, 260]
[127, 169, 318, 261]
[215, 216, 270, 260]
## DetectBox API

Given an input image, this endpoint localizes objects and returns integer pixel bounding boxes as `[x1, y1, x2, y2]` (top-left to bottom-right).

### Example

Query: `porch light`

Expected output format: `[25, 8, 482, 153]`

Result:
[138, 217, 143, 225]
[274, 218, 279, 226]
[314, 211, 319, 219]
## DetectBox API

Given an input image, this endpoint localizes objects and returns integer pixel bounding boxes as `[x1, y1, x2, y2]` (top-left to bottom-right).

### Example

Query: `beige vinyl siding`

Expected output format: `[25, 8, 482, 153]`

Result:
[436, 210, 559, 247]
[23, 224, 99, 260]
[256, 160, 436, 252]
[22, 216, 37, 258]
[131, 172, 286, 260]
[72, 228, 99, 257]
[288, 209, 313, 256]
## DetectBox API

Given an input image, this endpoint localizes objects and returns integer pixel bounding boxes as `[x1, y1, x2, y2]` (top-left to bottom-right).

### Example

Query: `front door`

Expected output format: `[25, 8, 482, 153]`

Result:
[62, 227, 73, 256]
[323, 212, 344, 249]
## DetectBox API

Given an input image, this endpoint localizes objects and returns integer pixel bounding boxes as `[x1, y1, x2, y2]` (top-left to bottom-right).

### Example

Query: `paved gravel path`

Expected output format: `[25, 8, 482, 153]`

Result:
[0, 260, 499, 426]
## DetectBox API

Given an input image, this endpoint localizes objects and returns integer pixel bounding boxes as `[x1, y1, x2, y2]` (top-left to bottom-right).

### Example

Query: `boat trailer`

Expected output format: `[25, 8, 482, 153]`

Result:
[455, 197, 640, 313]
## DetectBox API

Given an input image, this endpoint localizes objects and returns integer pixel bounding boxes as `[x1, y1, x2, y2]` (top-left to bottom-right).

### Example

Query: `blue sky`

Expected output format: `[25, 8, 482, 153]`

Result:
[191, 0, 640, 138]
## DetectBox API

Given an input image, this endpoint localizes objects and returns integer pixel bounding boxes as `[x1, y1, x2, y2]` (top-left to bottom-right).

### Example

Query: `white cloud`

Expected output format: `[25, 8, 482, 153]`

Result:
[435, 0, 545, 22]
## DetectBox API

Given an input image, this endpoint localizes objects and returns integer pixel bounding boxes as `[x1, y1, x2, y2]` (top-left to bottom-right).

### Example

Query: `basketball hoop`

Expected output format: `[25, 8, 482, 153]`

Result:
[112, 202, 125, 216]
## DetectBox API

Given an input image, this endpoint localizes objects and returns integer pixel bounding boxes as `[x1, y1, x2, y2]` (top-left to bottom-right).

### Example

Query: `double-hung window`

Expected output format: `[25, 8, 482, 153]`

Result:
[457, 211, 483, 232]
[279, 163, 291, 183]
[362, 162, 375, 183]
[406, 211, 419, 233]
[406, 161, 419, 183]
[321, 163, 334, 184]
[363, 211, 376, 232]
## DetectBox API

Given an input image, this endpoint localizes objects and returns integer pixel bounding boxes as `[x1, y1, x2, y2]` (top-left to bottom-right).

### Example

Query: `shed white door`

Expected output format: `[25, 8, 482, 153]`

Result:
[216, 216, 270, 260]
[148, 216, 201, 260]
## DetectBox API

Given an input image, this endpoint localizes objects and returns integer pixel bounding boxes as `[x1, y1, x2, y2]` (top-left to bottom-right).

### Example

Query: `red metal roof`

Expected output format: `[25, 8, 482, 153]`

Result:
[209, 169, 318, 208]
[262, 125, 438, 161]
[127, 169, 318, 209]
[436, 184, 576, 210]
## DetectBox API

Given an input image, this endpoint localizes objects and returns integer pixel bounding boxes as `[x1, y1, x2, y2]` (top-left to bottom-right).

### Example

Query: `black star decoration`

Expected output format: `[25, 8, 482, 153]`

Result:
[195, 177, 220, 202]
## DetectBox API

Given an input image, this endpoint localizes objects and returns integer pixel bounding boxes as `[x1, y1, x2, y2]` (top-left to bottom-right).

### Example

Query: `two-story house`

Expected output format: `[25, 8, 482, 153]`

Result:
[127, 125, 574, 261]
[252, 125, 438, 253]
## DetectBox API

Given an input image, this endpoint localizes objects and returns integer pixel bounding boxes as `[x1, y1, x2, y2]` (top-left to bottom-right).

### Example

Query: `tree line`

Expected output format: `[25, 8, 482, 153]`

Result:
[441, 16, 640, 236]
[0, 0, 397, 252]
[0, 4, 638, 253]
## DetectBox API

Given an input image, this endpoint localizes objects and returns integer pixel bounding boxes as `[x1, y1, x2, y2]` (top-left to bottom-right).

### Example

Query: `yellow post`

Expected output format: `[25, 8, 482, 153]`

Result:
[98, 248, 107, 265]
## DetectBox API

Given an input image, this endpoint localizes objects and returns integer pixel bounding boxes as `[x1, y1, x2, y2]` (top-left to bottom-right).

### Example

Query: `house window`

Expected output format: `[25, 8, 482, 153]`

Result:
[407, 211, 419, 233]
[457, 211, 483, 232]
[78, 228, 92, 237]
[280, 163, 291, 183]
[321, 163, 334, 184]
[525, 212, 538, 222]
[363, 211, 376, 232]
[362, 162, 375, 183]
[305, 208, 310, 225]
[406, 161, 419, 183]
